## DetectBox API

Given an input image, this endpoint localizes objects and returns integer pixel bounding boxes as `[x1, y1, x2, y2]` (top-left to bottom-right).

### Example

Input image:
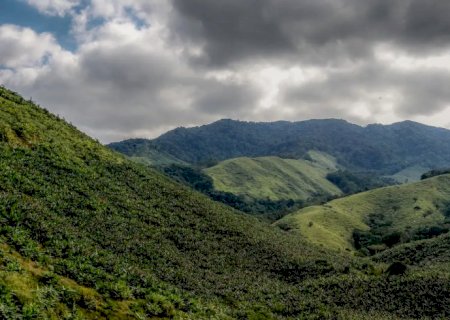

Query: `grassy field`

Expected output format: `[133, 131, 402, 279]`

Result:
[204, 152, 342, 201]
[277, 174, 450, 251]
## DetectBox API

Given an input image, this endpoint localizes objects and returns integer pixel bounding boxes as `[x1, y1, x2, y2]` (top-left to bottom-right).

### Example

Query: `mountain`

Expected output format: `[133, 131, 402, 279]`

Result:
[109, 118, 450, 176]
[277, 174, 450, 252]
[204, 152, 342, 202]
[1, 86, 450, 319]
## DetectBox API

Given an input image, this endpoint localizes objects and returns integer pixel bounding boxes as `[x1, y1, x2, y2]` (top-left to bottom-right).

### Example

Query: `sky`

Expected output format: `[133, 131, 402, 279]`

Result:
[1, 0, 450, 142]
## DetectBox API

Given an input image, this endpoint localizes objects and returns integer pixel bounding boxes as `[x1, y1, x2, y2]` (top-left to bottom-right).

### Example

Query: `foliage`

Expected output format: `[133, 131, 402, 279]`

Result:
[1, 86, 450, 319]
[326, 170, 395, 195]
[110, 118, 450, 176]
[421, 168, 450, 180]
[160, 163, 307, 220]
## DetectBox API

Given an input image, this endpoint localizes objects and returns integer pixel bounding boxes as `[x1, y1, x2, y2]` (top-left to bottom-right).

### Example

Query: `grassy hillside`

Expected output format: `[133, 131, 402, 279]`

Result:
[277, 174, 450, 252]
[0, 86, 339, 318]
[204, 152, 341, 202]
[1, 86, 450, 319]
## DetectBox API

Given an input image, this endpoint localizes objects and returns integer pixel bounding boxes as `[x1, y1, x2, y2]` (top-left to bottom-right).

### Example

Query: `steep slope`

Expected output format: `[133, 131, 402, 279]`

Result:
[2, 87, 450, 319]
[0, 87, 342, 318]
[277, 174, 450, 252]
[204, 152, 341, 202]
[110, 119, 450, 174]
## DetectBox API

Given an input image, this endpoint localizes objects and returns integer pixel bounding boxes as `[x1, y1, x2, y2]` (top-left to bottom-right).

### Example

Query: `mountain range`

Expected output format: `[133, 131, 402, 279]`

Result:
[109, 118, 450, 175]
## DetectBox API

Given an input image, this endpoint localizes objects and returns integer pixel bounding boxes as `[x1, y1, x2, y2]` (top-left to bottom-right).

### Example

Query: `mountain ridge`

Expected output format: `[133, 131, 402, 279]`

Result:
[109, 118, 450, 175]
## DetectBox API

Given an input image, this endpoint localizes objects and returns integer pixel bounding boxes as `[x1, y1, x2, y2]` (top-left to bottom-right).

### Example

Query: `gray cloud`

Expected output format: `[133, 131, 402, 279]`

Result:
[5, 24, 260, 142]
[282, 63, 450, 120]
[171, 0, 450, 67]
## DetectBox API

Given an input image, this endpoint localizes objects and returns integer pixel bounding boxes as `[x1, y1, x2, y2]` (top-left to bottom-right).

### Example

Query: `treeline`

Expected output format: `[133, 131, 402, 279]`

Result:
[353, 206, 450, 255]
[326, 170, 395, 195]
[421, 168, 450, 180]
[160, 164, 322, 220]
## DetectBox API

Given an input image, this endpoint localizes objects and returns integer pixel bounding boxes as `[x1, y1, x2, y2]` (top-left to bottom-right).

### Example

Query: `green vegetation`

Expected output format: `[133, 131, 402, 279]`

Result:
[161, 163, 306, 219]
[278, 175, 450, 252]
[390, 165, 430, 183]
[204, 153, 341, 202]
[421, 168, 450, 180]
[1, 86, 450, 319]
[108, 139, 186, 166]
[326, 170, 395, 195]
[110, 118, 450, 175]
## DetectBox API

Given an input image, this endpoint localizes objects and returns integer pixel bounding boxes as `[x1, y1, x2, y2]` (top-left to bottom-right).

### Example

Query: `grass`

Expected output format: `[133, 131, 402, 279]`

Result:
[204, 152, 342, 201]
[278, 174, 450, 252]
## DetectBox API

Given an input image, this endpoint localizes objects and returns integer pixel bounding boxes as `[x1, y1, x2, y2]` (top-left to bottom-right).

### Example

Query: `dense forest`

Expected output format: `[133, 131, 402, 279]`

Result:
[110, 118, 450, 174]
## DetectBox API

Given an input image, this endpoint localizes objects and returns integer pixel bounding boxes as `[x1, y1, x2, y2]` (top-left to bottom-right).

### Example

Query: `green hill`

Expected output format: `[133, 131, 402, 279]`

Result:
[1, 86, 450, 319]
[204, 152, 341, 202]
[277, 174, 450, 252]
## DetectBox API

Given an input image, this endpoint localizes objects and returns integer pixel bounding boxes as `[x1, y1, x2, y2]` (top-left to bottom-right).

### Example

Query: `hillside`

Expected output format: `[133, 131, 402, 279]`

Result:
[0, 86, 337, 318]
[109, 119, 450, 175]
[1, 86, 450, 319]
[277, 174, 450, 252]
[108, 139, 186, 166]
[204, 152, 341, 202]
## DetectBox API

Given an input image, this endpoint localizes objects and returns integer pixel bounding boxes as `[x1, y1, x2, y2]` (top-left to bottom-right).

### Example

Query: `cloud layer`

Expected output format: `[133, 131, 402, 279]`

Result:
[1, 0, 450, 142]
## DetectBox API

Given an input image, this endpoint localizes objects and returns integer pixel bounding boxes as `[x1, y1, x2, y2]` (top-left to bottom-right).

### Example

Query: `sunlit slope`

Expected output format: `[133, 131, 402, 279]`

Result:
[204, 152, 342, 201]
[278, 174, 450, 251]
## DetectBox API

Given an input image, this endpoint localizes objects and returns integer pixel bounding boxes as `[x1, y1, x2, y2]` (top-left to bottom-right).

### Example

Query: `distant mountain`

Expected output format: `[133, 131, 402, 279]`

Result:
[109, 119, 450, 175]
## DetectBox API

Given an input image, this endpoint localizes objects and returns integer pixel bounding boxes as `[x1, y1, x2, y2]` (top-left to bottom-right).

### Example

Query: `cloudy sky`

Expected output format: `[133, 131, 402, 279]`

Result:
[1, 0, 450, 142]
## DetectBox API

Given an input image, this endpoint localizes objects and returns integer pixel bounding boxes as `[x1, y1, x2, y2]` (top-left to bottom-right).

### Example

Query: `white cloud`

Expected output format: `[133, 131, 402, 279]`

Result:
[0, 25, 62, 68]
[25, 0, 79, 16]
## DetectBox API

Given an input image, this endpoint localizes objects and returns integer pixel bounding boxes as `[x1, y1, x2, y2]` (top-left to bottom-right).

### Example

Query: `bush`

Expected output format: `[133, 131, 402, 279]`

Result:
[386, 262, 407, 276]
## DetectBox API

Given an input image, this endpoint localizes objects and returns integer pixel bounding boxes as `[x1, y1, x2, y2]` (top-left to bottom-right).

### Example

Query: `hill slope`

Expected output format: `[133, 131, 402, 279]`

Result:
[277, 174, 450, 252]
[110, 119, 450, 175]
[108, 138, 186, 166]
[0, 87, 341, 318]
[204, 152, 341, 202]
[1, 87, 450, 319]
